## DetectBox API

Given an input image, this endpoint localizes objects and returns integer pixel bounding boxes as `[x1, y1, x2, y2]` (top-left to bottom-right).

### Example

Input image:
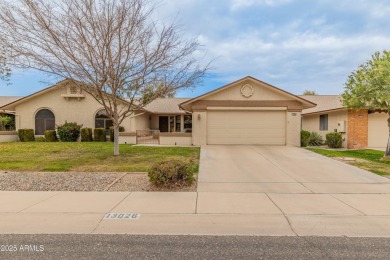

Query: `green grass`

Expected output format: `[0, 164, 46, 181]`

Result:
[307, 148, 390, 176]
[0, 142, 200, 172]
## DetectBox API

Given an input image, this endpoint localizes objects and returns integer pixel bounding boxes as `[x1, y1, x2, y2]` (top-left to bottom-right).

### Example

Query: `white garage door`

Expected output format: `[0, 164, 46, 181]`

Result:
[368, 112, 388, 148]
[207, 110, 286, 145]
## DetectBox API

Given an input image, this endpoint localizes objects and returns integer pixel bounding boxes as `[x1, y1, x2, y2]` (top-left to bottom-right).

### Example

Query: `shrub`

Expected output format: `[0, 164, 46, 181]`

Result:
[308, 131, 324, 146]
[300, 130, 310, 147]
[57, 121, 82, 142]
[326, 132, 343, 148]
[18, 129, 35, 142]
[109, 126, 125, 142]
[80, 128, 93, 142]
[44, 130, 58, 142]
[0, 115, 14, 131]
[35, 136, 45, 142]
[94, 128, 106, 142]
[148, 160, 194, 187]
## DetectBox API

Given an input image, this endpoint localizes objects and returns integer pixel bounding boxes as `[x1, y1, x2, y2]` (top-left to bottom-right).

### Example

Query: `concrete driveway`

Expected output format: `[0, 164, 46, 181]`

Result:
[194, 145, 390, 236]
[198, 145, 390, 193]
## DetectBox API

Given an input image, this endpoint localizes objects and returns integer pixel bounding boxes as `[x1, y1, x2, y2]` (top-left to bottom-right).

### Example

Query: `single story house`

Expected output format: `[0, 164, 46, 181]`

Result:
[0, 76, 316, 146]
[301, 95, 389, 149]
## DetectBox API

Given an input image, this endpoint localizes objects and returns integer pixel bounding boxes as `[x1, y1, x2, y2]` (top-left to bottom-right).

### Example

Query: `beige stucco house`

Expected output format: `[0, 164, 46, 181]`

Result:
[0, 76, 315, 146]
[180, 77, 315, 146]
[301, 95, 389, 149]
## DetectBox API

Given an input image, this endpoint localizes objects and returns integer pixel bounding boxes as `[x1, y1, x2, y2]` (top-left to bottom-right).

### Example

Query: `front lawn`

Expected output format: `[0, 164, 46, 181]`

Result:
[0, 142, 200, 172]
[307, 148, 390, 176]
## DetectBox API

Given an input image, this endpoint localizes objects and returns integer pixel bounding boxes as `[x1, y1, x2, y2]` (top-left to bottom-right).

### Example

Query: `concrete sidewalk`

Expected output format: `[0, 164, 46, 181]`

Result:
[1, 191, 390, 237]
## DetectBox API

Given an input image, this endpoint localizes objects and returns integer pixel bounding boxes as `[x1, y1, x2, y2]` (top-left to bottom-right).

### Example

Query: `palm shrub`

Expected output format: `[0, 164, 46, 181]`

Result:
[308, 131, 324, 146]
[80, 128, 93, 142]
[57, 121, 82, 142]
[300, 130, 310, 147]
[0, 115, 14, 131]
[44, 130, 58, 142]
[148, 160, 194, 187]
[109, 126, 125, 142]
[94, 128, 106, 142]
[18, 129, 35, 142]
[326, 132, 343, 148]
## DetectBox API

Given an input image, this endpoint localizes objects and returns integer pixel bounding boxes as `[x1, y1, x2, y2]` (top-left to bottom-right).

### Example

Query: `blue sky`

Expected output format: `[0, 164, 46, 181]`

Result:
[2, 0, 390, 97]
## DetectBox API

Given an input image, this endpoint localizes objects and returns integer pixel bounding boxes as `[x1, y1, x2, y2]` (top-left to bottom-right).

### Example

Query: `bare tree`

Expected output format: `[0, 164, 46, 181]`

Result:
[0, 46, 11, 83]
[0, 0, 208, 155]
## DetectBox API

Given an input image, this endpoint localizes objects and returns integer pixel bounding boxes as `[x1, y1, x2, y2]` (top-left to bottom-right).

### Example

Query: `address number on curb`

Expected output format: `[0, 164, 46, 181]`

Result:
[104, 213, 140, 220]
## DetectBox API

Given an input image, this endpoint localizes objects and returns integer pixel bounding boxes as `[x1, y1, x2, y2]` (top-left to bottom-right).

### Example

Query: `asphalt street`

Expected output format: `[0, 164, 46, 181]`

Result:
[0, 235, 389, 259]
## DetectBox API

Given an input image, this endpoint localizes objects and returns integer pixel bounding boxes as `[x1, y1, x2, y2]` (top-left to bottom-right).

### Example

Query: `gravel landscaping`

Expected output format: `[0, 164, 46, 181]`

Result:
[0, 171, 197, 192]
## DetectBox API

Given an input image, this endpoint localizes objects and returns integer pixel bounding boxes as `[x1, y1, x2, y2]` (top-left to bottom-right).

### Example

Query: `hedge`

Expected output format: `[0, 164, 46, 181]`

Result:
[148, 160, 194, 187]
[94, 128, 106, 142]
[44, 130, 58, 142]
[35, 136, 45, 142]
[300, 130, 310, 147]
[80, 128, 93, 142]
[326, 132, 343, 148]
[18, 129, 35, 142]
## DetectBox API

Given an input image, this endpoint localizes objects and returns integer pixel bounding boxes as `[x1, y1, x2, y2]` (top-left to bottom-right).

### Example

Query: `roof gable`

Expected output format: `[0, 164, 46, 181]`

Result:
[0, 79, 138, 111]
[0, 79, 72, 110]
[180, 76, 316, 111]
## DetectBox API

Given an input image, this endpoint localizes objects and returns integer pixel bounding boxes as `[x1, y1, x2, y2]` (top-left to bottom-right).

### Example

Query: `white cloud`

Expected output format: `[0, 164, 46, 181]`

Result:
[230, 0, 292, 10]
[317, 0, 390, 19]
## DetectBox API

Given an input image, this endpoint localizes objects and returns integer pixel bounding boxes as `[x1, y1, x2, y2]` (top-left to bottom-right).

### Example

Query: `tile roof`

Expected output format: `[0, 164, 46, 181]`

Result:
[300, 95, 345, 115]
[144, 98, 191, 114]
[0, 96, 23, 108]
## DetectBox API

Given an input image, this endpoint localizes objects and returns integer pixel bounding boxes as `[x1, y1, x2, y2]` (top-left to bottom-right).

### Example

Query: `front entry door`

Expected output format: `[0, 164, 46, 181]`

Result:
[159, 116, 169, 132]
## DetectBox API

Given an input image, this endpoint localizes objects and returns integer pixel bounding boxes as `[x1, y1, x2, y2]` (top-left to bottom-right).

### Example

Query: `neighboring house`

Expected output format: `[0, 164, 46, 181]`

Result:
[0, 76, 315, 146]
[301, 95, 388, 149]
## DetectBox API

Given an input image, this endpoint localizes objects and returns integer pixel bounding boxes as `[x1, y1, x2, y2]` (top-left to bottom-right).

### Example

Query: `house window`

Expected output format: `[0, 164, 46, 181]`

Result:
[95, 109, 113, 135]
[183, 115, 192, 133]
[175, 115, 181, 132]
[35, 109, 55, 135]
[169, 116, 175, 132]
[320, 114, 328, 131]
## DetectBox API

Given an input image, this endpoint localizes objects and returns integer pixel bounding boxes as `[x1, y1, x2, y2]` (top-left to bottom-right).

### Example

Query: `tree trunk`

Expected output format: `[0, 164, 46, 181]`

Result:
[386, 110, 390, 157]
[114, 125, 120, 156]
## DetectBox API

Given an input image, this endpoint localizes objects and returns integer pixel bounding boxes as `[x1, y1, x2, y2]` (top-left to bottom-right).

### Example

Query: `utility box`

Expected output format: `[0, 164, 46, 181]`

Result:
[337, 121, 346, 133]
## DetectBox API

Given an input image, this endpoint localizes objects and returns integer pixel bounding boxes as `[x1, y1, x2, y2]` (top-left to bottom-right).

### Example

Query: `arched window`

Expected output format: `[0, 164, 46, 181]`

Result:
[95, 109, 113, 134]
[35, 109, 55, 135]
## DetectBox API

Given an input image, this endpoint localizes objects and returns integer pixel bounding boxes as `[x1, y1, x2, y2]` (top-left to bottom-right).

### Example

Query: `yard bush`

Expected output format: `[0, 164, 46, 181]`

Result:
[44, 130, 58, 142]
[300, 130, 310, 147]
[18, 129, 35, 142]
[80, 128, 93, 142]
[0, 115, 14, 131]
[57, 121, 82, 142]
[326, 132, 343, 148]
[308, 131, 324, 146]
[148, 160, 194, 187]
[35, 136, 45, 142]
[94, 128, 106, 142]
[109, 126, 125, 142]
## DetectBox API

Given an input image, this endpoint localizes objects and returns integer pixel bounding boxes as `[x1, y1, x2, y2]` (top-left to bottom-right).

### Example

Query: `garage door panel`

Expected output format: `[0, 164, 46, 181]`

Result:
[207, 111, 286, 145]
[368, 113, 388, 148]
